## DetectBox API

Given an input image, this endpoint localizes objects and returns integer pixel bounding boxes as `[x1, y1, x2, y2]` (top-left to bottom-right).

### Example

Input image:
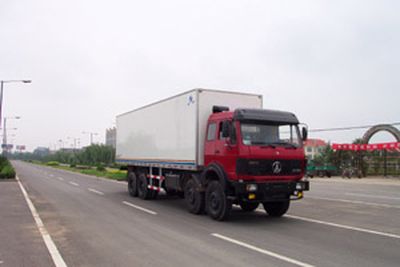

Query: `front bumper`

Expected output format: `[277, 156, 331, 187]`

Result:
[230, 180, 310, 202]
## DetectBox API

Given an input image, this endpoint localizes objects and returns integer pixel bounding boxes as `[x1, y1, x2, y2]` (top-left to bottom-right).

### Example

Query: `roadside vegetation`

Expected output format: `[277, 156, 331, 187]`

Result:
[11, 144, 127, 181]
[0, 156, 16, 179]
[49, 163, 127, 181]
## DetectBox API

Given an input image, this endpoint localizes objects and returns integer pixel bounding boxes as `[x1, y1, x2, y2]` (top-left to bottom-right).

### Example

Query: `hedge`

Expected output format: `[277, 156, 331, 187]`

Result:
[0, 156, 16, 179]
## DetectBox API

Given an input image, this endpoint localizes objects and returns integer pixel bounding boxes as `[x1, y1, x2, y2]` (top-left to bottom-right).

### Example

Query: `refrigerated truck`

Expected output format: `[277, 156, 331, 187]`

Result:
[116, 89, 309, 220]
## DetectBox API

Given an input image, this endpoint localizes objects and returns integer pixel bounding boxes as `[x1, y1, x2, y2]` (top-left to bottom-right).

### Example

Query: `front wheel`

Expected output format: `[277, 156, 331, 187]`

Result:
[184, 179, 205, 214]
[206, 181, 232, 221]
[263, 200, 290, 217]
[239, 202, 259, 212]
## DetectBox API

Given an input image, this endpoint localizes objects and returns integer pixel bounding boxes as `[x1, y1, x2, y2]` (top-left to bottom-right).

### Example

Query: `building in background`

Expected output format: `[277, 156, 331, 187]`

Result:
[105, 127, 116, 148]
[33, 147, 50, 157]
[304, 139, 327, 160]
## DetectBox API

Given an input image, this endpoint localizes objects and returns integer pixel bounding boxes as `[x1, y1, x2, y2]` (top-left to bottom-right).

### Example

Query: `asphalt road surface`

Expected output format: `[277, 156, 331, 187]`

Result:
[8, 161, 400, 267]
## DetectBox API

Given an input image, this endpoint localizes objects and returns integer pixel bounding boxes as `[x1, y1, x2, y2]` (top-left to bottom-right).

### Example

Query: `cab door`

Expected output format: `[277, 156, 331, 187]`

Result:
[204, 121, 217, 166]
[213, 120, 238, 178]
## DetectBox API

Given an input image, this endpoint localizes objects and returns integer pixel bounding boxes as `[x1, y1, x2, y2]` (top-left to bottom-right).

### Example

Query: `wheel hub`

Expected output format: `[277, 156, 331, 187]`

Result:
[210, 192, 220, 210]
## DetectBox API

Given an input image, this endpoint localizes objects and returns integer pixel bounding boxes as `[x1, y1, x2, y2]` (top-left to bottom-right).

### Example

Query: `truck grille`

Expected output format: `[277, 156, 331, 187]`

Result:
[236, 159, 302, 176]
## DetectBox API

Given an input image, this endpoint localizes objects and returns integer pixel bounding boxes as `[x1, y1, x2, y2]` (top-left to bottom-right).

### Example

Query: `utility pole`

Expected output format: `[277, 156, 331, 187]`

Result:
[82, 131, 98, 145]
[2, 116, 20, 156]
[2, 118, 6, 156]
[67, 137, 80, 150]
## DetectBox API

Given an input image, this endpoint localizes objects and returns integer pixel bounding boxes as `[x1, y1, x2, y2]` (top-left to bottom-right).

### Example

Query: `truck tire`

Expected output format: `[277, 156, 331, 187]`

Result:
[206, 181, 232, 221]
[263, 200, 290, 217]
[127, 172, 138, 197]
[184, 179, 205, 214]
[137, 172, 154, 200]
[239, 202, 259, 212]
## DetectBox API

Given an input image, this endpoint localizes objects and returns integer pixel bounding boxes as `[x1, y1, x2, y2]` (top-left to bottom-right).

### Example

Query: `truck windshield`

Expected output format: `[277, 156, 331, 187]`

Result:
[240, 122, 302, 148]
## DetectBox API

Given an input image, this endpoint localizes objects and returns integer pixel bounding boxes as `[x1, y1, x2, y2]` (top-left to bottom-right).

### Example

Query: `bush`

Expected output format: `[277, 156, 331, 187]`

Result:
[0, 157, 16, 179]
[96, 164, 106, 172]
[70, 163, 76, 168]
[0, 165, 16, 179]
[46, 161, 60, 166]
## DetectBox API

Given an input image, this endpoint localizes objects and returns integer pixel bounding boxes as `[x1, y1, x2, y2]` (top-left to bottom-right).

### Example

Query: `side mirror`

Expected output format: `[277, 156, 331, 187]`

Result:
[222, 121, 230, 138]
[302, 127, 308, 141]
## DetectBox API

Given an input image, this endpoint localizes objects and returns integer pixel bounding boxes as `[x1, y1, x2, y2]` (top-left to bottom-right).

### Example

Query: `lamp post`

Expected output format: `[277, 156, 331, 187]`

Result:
[2, 116, 20, 156]
[0, 80, 31, 128]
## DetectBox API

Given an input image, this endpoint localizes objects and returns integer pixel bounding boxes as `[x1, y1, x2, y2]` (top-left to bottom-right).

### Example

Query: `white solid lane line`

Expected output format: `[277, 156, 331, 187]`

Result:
[16, 177, 68, 267]
[88, 188, 105, 195]
[212, 233, 314, 267]
[69, 182, 79, 187]
[49, 174, 54, 177]
[285, 214, 400, 240]
[57, 177, 64, 181]
[346, 192, 400, 200]
[122, 201, 157, 215]
[306, 196, 400, 209]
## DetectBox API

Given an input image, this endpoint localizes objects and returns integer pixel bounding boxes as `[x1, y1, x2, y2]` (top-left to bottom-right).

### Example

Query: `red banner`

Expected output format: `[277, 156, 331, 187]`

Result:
[332, 142, 400, 151]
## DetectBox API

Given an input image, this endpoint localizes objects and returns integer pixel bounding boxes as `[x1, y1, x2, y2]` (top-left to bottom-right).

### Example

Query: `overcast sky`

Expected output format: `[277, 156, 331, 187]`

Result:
[1, 0, 399, 151]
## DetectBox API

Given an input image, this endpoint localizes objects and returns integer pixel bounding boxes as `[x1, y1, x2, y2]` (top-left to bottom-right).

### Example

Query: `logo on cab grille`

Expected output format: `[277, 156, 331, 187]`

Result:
[272, 161, 282, 174]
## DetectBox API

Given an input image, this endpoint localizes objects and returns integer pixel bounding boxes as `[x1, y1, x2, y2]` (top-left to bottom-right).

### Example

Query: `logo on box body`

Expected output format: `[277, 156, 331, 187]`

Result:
[187, 95, 195, 106]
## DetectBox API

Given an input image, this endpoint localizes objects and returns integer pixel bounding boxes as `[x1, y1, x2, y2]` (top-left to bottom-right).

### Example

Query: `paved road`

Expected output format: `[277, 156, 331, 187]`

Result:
[9, 161, 400, 267]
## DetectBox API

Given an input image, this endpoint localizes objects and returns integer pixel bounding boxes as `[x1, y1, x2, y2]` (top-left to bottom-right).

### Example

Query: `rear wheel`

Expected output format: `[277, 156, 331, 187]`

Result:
[206, 181, 232, 221]
[184, 179, 205, 214]
[263, 200, 290, 217]
[127, 172, 138, 197]
[239, 202, 259, 212]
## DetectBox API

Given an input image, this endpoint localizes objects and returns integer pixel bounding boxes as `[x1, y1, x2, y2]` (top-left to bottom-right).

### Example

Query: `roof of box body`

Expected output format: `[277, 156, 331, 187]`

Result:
[116, 88, 262, 118]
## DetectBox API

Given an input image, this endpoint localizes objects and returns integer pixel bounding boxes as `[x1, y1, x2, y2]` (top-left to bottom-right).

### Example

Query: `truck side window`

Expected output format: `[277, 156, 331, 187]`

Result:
[231, 122, 237, 144]
[219, 122, 225, 140]
[207, 123, 217, 141]
[219, 121, 237, 145]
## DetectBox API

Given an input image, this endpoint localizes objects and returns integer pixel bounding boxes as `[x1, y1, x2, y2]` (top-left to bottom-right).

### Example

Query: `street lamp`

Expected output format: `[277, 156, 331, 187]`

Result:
[2, 116, 20, 156]
[0, 80, 31, 128]
[82, 131, 98, 145]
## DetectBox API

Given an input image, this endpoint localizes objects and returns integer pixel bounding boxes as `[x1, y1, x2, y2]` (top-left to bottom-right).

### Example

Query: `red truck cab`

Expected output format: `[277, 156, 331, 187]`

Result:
[202, 107, 309, 219]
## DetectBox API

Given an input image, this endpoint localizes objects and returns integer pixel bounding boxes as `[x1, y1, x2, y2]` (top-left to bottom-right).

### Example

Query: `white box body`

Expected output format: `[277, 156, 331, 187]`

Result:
[116, 89, 262, 170]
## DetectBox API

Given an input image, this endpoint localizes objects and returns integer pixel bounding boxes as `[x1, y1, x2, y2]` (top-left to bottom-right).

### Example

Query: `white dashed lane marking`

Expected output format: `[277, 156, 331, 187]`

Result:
[122, 201, 157, 215]
[307, 196, 400, 209]
[285, 214, 400, 240]
[69, 182, 79, 187]
[88, 188, 104, 195]
[212, 233, 314, 267]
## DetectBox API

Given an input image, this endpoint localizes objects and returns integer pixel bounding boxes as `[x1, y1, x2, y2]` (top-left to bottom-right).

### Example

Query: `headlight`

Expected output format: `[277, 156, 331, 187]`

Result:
[246, 184, 258, 192]
[296, 182, 304, 190]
